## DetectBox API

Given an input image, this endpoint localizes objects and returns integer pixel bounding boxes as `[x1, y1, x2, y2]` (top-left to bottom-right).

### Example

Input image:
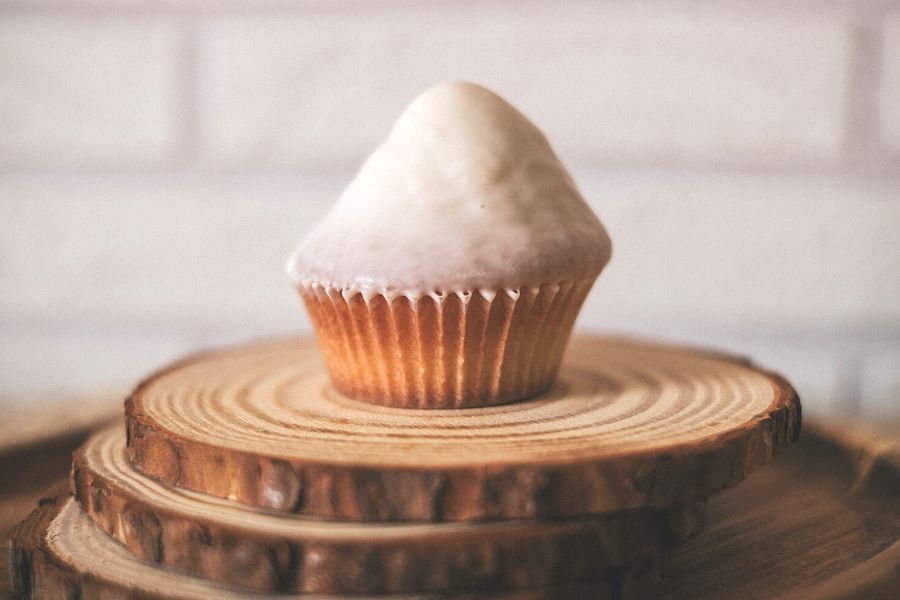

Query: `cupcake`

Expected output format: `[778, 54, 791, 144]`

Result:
[288, 82, 611, 409]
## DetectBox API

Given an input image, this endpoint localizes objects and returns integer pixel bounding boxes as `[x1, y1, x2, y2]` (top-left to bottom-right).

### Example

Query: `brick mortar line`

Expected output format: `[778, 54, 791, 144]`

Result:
[173, 16, 201, 167]
[1, 1, 463, 17]
[0, 0, 894, 17]
[843, 3, 892, 173]
[3, 158, 900, 179]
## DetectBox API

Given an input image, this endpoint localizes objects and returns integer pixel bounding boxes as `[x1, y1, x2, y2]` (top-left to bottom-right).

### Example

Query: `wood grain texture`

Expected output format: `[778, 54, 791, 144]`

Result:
[0, 423, 111, 600]
[6, 419, 899, 599]
[71, 427, 689, 595]
[126, 335, 800, 521]
[9, 496, 662, 600]
[664, 421, 900, 600]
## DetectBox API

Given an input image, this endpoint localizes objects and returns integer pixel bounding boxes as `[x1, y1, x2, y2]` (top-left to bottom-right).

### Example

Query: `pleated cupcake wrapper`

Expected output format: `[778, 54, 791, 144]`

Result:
[298, 277, 596, 409]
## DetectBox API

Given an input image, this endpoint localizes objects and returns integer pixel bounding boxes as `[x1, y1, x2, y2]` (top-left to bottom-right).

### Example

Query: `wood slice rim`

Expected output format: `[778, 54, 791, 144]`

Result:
[126, 335, 800, 521]
[9, 495, 662, 600]
[72, 427, 681, 595]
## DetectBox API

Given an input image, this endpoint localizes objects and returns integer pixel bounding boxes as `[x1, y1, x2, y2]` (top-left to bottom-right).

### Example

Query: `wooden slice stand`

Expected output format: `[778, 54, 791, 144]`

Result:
[126, 336, 799, 521]
[9, 420, 899, 600]
[69, 427, 687, 595]
[10, 494, 666, 600]
[9, 335, 803, 598]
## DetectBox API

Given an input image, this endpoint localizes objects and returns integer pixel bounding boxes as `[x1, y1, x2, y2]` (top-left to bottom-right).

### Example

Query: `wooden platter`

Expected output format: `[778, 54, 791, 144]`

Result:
[666, 420, 900, 599]
[71, 427, 691, 595]
[126, 336, 800, 521]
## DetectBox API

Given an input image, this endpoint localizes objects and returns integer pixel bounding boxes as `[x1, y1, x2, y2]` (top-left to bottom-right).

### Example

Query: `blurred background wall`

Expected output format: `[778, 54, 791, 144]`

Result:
[1, 1, 898, 421]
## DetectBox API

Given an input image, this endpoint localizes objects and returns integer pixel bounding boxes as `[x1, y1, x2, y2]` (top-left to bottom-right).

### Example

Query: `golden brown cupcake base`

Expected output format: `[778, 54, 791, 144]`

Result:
[301, 278, 595, 409]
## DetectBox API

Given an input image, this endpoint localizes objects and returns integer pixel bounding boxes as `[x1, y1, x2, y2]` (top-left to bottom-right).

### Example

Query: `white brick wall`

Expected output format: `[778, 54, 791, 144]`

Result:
[394, 5, 850, 167]
[197, 5, 850, 168]
[198, 13, 407, 168]
[882, 11, 900, 153]
[576, 171, 900, 331]
[0, 1, 898, 420]
[0, 174, 335, 326]
[0, 13, 182, 167]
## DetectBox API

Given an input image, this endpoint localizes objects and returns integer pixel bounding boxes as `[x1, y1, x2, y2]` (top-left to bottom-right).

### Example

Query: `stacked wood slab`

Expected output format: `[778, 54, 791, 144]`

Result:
[10, 336, 800, 599]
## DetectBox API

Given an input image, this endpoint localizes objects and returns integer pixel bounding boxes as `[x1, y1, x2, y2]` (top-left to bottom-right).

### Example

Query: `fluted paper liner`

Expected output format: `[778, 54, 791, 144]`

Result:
[299, 277, 596, 408]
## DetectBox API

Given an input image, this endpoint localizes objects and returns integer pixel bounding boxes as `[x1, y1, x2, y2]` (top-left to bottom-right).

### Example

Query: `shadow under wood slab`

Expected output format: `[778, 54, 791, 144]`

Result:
[125, 336, 800, 521]
[9, 496, 662, 600]
[71, 427, 694, 595]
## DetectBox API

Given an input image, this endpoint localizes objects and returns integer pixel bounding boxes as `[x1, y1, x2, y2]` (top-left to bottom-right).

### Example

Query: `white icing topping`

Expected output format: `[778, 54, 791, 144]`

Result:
[288, 82, 611, 296]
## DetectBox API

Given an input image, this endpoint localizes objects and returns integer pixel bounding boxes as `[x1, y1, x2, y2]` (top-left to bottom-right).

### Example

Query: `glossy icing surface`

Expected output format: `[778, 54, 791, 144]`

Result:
[288, 82, 611, 296]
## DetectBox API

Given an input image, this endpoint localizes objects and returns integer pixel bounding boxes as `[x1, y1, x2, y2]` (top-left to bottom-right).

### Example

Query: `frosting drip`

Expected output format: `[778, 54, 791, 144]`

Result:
[288, 82, 612, 295]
